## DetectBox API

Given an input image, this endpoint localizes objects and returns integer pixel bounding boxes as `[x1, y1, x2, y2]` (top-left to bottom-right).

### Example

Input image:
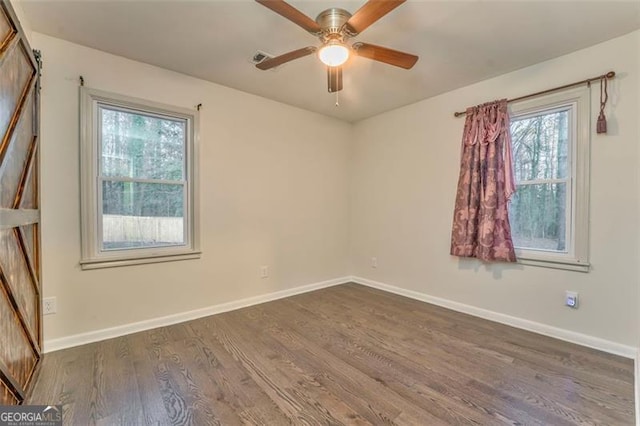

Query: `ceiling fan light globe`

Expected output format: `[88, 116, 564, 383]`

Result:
[318, 44, 349, 67]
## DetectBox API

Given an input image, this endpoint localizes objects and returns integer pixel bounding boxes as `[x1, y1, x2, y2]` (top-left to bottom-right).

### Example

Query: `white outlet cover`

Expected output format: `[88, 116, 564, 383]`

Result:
[43, 297, 57, 315]
[260, 266, 269, 278]
[565, 291, 578, 308]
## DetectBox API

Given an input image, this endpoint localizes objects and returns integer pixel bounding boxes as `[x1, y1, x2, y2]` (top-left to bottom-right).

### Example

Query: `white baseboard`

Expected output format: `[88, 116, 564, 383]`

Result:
[45, 274, 637, 362]
[351, 276, 637, 359]
[43, 276, 350, 353]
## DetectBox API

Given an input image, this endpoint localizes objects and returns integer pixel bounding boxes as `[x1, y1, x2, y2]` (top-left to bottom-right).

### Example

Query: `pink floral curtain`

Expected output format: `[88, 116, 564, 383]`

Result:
[450, 99, 517, 262]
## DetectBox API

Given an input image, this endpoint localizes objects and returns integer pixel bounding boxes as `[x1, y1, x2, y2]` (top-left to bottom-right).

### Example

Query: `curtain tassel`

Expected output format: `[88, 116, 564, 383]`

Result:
[596, 76, 608, 134]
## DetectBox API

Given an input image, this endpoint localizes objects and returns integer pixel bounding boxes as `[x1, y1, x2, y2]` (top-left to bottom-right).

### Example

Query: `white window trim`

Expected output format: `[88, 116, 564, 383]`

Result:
[509, 86, 590, 272]
[79, 87, 201, 270]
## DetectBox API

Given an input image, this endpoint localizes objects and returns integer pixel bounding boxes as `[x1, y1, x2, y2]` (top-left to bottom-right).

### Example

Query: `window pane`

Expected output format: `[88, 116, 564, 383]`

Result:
[101, 181, 185, 250]
[511, 110, 569, 181]
[509, 183, 567, 252]
[100, 106, 185, 181]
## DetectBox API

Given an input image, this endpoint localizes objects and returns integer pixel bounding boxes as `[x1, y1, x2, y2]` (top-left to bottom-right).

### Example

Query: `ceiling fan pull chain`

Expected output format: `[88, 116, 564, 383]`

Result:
[335, 90, 339, 107]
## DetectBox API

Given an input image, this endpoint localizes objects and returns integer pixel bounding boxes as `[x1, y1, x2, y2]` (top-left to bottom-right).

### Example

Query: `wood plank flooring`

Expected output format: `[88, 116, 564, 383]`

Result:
[27, 283, 635, 425]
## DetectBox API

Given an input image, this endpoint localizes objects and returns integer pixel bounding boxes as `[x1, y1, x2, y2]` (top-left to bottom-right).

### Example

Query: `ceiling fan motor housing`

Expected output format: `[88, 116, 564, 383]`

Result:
[316, 8, 353, 43]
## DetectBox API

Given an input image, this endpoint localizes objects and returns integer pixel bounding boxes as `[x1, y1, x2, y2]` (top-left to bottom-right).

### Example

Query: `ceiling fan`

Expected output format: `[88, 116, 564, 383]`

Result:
[254, 0, 419, 94]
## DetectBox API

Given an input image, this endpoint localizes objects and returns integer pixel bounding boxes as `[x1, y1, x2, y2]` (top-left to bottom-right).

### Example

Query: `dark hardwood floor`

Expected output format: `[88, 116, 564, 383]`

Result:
[27, 283, 635, 425]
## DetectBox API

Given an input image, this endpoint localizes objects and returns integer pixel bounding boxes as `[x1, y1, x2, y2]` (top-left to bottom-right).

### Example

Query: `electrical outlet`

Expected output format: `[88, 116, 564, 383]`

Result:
[565, 291, 578, 309]
[371, 257, 378, 268]
[43, 297, 57, 315]
[260, 265, 269, 279]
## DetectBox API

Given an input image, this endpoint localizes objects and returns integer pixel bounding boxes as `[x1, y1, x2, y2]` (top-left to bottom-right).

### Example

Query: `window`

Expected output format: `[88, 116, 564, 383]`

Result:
[80, 88, 200, 269]
[508, 87, 590, 272]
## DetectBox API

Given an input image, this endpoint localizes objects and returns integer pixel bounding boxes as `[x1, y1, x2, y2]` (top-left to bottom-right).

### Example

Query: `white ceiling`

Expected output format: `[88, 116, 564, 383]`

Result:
[20, 0, 640, 122]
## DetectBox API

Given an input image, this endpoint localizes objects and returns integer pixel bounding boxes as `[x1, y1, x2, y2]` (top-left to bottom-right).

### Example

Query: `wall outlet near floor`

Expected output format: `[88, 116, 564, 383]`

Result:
[43, 297, 57, 315]
[565, 291, 579, 309]
[371, 257, 378, 268]
[260, 265, 269, 279]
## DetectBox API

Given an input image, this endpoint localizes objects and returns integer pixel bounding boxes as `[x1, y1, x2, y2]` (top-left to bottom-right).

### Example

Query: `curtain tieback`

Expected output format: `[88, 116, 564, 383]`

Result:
[596, 76, 608, 134]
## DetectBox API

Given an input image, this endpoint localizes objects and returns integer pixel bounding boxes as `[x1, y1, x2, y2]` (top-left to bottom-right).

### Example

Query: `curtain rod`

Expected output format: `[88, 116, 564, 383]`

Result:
[453, 71, 616, 117]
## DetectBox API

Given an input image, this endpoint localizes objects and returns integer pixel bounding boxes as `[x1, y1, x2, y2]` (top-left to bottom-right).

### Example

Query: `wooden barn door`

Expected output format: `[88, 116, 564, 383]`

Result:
[0, 0, 42, 405]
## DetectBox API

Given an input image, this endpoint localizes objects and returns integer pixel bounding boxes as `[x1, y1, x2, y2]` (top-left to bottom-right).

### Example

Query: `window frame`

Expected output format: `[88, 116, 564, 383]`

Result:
[508, 86, 590, 272]
[79, 87, 200, 270]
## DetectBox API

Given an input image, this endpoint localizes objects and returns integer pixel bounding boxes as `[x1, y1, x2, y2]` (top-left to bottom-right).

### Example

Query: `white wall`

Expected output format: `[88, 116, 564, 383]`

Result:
[636, 30, 640, 426]
[31, 27, 640, 355]
[350, 31, 639, 347]
[7, 0, 32, 42]
[34, 33, 352, 341]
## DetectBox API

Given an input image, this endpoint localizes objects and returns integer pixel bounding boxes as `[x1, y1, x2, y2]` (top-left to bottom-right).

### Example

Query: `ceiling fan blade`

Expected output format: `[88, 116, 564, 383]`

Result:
[255, 0, 322, 34]
[345, 0, 405, 35]
[256, 47, 317, 70]
[353, 42, 418, 69]
[327, 66, 343, 93]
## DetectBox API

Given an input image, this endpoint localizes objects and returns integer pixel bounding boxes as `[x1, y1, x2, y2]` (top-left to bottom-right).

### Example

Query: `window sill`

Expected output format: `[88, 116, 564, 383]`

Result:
[516, 256, 590, 273]
[80, 251, 201, 270]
